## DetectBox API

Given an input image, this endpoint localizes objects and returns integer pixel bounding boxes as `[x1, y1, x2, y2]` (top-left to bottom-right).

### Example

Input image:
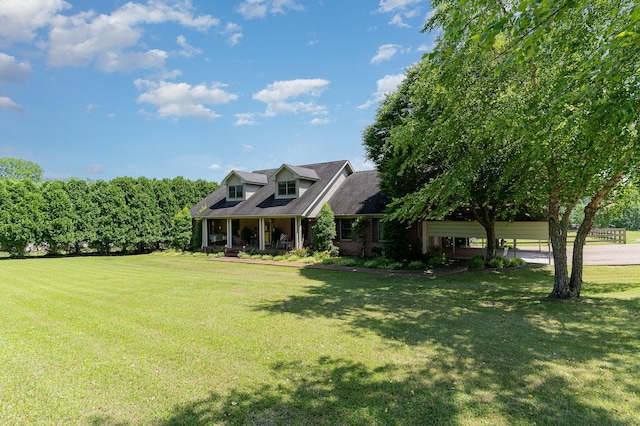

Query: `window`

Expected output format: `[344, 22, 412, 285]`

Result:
[340, 219, 354, 240]
[277, 180, 296, 196]
[228, 185, 243, 199]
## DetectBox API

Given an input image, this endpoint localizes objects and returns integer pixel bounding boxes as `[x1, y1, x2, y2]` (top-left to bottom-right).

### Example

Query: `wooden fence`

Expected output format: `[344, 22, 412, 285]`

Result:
[569, 228, 627, 244]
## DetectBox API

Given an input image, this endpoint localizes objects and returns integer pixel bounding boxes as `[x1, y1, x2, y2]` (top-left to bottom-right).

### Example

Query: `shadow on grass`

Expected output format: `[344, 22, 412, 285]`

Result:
[160, 265, 640, 425]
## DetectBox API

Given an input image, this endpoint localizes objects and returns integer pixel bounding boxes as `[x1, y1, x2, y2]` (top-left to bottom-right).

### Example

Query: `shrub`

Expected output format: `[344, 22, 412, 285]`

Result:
[289, 248, 309, 258]
[509, 257, 526, 267]
[388, 262, 404, 270]
[322, 257, 339, 265]
[273, 255, 285, 261]
[302, 256, 317, 264]
[313, 203, 336, 251]
[286, 255, 300, 262]
[338, 258, 357, 267]
[261, 254, 273, 261]
[407, 260, 427, 270]
[427, 253, 447, 268]
[250, 254, 262, 260]
[488, 256, 506, 269]
[469, 255, 486, 269]
[237, 251, 250, 259]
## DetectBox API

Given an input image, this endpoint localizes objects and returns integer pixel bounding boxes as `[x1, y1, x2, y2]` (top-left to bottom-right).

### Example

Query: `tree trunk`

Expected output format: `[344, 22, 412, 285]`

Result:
[569, 171, 624, 297]
[547, 193, 572, 299]
[472, 205, 497, 261]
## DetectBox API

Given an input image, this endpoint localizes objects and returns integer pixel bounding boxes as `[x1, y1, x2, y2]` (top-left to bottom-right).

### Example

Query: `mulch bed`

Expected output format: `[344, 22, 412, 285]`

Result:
[209, 256, 469, 277]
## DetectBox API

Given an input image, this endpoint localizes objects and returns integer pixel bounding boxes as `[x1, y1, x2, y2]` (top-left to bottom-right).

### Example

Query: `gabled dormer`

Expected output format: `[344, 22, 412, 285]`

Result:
[222, 170, 268, 202]
[271, 164, 319, 200]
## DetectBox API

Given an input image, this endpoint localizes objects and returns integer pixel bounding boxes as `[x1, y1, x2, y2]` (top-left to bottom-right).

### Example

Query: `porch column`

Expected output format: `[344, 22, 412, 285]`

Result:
[226, 218, 233, 249]
[295, 217, 303, 249]
[201, 219, 208, 249]
[258, 218, 265, 251]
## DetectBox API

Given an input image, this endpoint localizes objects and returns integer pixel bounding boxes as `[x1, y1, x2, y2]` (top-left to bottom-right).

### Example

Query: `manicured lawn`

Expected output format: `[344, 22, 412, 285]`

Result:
[1, 255, 639, 425]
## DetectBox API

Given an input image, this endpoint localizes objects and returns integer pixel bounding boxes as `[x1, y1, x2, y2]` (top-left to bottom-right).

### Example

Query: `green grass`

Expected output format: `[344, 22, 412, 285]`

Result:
[1, 255, 639, 425]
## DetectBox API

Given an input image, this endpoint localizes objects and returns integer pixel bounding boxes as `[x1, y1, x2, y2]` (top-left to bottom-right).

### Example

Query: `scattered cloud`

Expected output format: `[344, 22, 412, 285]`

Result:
[84, 164, 104, 175]
[253, 78, 330, 117]
[236, 0, 304, 19]
[222, 23, 243, 46]
[377, 0, 426, 28]
[47, 1, 218, 71]
[234, 112, 259, 126]
[134, 79, 238, 120]
[357, 73, 405, 109]
[242, 144, 253, 151]
[176, 35, 203, 57]
[86, 103, 100, 112]
[209, 163, 221, 170]
[310, 118, 330, 125]
[371, 44, 399, 64]
[0, 53, 31, 84]
[0, 96, 24, 113]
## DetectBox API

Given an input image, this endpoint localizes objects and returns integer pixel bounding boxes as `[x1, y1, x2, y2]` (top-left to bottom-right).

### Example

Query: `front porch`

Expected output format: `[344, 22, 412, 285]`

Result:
[201, 217, 311, 252]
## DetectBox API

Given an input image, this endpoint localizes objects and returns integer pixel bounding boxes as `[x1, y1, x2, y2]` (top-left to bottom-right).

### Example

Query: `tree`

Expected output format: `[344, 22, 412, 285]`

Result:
[171, 207, 192, 251]
[0, 179, 45, 256]
[0, 158, 43, 182]
[422, 0, 640, 298]
[90, 180, 128, 254]
[65, 178, 98, 254]
[312, 203, 336, 252]
[41, 180, 74, 254]
[364, 55, 541, 262]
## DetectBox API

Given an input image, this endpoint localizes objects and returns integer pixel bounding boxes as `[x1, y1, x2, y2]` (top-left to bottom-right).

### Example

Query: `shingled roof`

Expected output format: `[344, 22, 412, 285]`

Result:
[190, 160, 354, 218]
[328, 170, 389, 216]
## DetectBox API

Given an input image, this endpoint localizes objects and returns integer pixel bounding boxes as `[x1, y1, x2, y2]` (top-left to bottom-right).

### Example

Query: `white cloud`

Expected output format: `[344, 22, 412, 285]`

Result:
[388, 14, 410, 28]
[0, 53, 31, 83]
[378, 0, 423, 13]
[209, 164, 221, 170]
[371, 44, 399, 64]
[236, 0, 303, 19]
[242, 144, 253, 151]
[0, 0, 70, 44]
[47, 1, 218, 71]
[234, 113, 258, 126]
[222, 23, 243, 46]
[0, 96, 24, 113]
[135, 79, 238, 120]
[310, 118, 330, 125]
[357, 73, 406, 109]
[253, 79, 330, 118]
[176, 35, 203, 57]
[373, 73, 406, 100]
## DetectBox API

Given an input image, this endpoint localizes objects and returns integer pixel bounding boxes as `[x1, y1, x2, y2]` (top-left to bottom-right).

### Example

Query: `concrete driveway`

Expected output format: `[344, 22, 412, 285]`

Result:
[516, 244, 640, 266]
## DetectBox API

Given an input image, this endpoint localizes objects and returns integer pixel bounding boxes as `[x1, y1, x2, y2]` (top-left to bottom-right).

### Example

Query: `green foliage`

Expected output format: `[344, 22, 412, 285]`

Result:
[427, 253, 448, 268]
[488, 257, 507, 269]
[338, 258, 357, 267]
[352, 217, 369, 255]
[240, 226, 252, 243]
[381, 218, 413, 261]
[0, 179, 45, 256]
[469, 255, 487, 269]
[407, 260, 427, 270]
[41, 180, 74, 254]
[0, 157, 43, 182]
[171, 207, 192, 251]
[312, 202, 337, 252]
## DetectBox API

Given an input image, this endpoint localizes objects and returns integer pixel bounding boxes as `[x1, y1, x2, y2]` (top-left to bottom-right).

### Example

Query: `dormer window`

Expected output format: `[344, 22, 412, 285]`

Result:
[228, 185, 243, 199]
[278, 180, 296, 196]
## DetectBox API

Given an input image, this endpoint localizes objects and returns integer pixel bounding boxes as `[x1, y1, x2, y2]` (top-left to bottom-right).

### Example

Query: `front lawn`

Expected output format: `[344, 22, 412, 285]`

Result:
[1, 255, 639, 425]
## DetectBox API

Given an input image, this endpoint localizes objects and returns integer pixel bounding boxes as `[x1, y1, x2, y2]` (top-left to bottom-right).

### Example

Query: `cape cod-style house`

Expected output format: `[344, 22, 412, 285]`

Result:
[190, 160, 395, 256]
[190, 159, 549, 257]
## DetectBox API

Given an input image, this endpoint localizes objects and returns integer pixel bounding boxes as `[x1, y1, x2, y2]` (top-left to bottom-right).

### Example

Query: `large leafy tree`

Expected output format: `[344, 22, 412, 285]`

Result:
[0, 179, 45, 256]
[41, 180, 75, 254]
[65, 178, 98, 254]
[423, 0, 639, 297]
[0, 158, 43, 182]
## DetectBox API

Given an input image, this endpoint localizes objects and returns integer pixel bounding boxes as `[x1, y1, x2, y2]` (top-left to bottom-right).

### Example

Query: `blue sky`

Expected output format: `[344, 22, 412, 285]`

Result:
[0, 0, 435, 182]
